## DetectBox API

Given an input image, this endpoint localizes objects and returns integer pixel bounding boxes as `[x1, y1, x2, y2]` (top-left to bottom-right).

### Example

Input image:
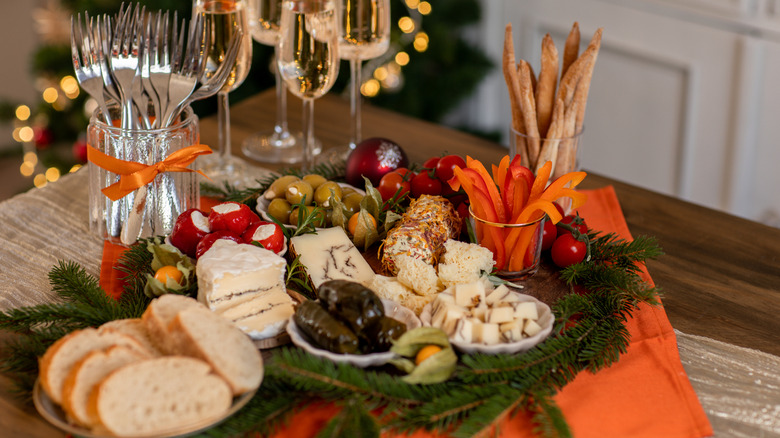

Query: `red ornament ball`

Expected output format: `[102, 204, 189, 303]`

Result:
[345, 138, 408, 187]
[72, 140, 88, 163]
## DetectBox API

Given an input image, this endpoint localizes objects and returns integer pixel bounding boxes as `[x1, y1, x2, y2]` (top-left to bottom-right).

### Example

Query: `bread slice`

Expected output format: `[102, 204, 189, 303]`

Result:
[100, 318, 162, 356]
[38, 328, 150, 405]
[61, 345, 151, 427]
[88, 356, 232, 437]
[169, 306, 263, 395]
[141, 294, 203, 354]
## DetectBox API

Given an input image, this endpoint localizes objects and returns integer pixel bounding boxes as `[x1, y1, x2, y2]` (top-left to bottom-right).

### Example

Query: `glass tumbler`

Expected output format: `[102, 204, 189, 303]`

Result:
[470, 207, 545, 281]
[87, 105, 200, 245]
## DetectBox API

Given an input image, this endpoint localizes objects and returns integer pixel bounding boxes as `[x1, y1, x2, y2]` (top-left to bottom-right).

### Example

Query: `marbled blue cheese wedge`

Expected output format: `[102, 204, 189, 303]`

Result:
[290, 227, 375, 288]
[197, 239, 293, 339]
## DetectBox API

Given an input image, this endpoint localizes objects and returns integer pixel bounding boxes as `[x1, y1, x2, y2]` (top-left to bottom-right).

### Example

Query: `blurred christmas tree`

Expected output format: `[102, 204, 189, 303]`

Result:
[0, 0, 492, 192]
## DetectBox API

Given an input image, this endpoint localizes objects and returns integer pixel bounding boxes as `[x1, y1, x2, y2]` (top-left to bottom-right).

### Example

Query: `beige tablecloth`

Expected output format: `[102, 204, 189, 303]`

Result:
[1, 170, 778, 437]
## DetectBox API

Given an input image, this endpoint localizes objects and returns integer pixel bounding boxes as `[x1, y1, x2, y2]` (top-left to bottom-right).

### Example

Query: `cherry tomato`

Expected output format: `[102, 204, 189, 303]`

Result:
[411, 171, 443, 197]
[541, 217, 557, 251]
[557, 214, 588, 237]
[434, 155, 467, 183]
[378, 171, 411, 202]
[422, 157, 440, 169]
[551, 234, 587, 268]
[393, 167, 414, 179]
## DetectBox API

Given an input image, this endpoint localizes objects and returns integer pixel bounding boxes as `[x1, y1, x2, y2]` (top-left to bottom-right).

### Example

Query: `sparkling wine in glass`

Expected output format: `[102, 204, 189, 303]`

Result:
[194, 0, 253, 184]
[242, 0, 319, 163]
[319, 0, 389, 164]
[277, 0, 340, 173]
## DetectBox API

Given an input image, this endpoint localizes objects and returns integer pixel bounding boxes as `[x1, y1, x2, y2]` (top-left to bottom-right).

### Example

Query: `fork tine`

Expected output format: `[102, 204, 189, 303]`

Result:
[70, 15, 82, 71]
[162, 11, 170, 65]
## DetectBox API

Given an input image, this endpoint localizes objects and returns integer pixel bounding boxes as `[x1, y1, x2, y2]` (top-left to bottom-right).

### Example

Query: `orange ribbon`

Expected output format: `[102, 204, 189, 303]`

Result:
[87, 143, 212, 201]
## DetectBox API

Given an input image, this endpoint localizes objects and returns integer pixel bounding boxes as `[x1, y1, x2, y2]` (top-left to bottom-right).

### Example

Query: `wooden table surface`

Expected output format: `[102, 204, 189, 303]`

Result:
[2, 88, 778, 438]
[207, 88, 780, 357]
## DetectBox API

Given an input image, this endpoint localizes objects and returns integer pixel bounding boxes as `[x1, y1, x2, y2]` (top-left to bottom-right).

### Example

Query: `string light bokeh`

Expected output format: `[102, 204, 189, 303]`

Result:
[11, 73, 83, 188]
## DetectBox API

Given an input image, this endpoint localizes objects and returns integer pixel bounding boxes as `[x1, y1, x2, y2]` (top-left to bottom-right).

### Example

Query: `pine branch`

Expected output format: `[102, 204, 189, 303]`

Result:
[316, 397, 380, 438]
[528, 390, 572, 438]
[450, 390, 525, 438]
[268, 348, 432, 409]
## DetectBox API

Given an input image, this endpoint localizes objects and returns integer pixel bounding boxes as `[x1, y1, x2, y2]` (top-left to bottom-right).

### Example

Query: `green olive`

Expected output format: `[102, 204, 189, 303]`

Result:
[302, 174, 328, 190]
[267, 198, 292, 224]
[341, 186, 357, 197]
[264, 175, 300, 199]
[342, 193, 363, 216]
[289, 206, 326, 227]
[314, 182, 343, 207]
[285, 180, 314, 205]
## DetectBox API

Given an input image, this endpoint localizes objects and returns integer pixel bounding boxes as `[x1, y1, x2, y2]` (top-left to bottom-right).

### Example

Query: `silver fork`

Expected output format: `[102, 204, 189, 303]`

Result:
[71, 13, 112, 123]
[161, 14, 206, 127]
[149, 11, 172, 129]
[131, 5, 150, 129]
[141, 13, 160, 125]
[93, 13, 121, 109]
[108, 3, 141, 130]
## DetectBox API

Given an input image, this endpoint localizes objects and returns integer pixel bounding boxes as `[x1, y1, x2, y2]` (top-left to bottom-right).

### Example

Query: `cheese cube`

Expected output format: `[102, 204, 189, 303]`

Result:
[452, 318, 474, 343]
[513, 301, 539, 321]
[485, 306, 514, 324]
[484, 284, 521, 306]
[471, 304, 488, 322]
[454, 282, 485, 308]
[476, 322, 500, 345]
[499, 320, 523, 342]
[432, 302, 464, 331]
[523, 319, 543, 337]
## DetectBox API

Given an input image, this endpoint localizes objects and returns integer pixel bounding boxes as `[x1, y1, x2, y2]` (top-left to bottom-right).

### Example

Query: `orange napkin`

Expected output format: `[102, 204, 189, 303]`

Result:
[98, 186, 712, 438]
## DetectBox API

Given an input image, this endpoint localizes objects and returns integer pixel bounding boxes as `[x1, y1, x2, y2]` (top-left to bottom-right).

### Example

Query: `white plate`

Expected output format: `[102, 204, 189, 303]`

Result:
[420, 293, 554, 355]
[287, 299, 421, 367]
[256, 183, 365, 230]
[33, 379, 256, 438]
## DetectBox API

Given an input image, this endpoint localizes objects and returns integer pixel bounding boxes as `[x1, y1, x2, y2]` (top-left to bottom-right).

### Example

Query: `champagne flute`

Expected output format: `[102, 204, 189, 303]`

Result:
[242, 0, 320, 163]
[319, 0, 390, 164]
[277, 0, 340, 173]
[193, 0, 253, 184]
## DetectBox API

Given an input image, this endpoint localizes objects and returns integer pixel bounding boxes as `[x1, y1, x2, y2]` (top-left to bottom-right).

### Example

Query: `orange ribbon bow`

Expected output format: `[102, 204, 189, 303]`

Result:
[87, 143, 212, 201]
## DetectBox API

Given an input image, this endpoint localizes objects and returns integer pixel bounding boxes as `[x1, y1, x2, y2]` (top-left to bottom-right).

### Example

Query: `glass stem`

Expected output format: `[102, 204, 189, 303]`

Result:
[217, 91, 232, 163]
[349, 58, 362, 150]
[273, 45, 289, 137]
[302, 97, 315, 173]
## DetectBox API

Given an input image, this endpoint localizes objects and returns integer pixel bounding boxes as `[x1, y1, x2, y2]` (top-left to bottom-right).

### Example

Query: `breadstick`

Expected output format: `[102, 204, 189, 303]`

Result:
[518, 60, 541, 166]
[555, 42, 595, 112]
[535, 34, 559, 138]
[554, 100, 579, 179]
[535, 98, 564, 173]
[573, 28, 603, 134]
[502, 24, 528, 161]
[525, 62, 537, 93]
[561, 22, 580, 78]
